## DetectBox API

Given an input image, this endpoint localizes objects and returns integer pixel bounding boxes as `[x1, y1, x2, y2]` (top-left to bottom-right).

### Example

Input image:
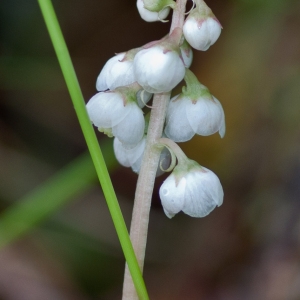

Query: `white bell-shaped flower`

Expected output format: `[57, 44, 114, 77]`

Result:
[164, 69, 225, 142]
[160, 165, 223, 218]
[183, 0, 222, 51]
[133, 36, 185, 93]
[137, 0, 170, 22]
[164, 94, 225, 142]
[86, 90, 145, 146]
[96, 50, 138, 91]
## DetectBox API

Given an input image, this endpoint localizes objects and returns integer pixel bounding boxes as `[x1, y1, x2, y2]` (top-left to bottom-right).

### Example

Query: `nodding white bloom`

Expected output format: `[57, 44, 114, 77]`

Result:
[183, 1, 222, 51]
[164, 69, 225, 142]
[137, 0, 170, 22]
[164, 94, 225, 142]
[86, 90, 145, 146]
[133, 41, 185, 93]
[180, 39, 193, 68]
[96, 50, 138, 91]
[159, 162, 223, 218]
[113, 136, 171, 175]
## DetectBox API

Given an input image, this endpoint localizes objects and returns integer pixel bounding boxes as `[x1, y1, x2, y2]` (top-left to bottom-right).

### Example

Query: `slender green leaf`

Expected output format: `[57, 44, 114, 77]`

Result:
[35, 1, 149, 298]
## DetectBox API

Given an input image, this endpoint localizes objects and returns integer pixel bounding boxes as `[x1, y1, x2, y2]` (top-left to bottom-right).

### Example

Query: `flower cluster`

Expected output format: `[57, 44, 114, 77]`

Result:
[86, 0, 224, 219]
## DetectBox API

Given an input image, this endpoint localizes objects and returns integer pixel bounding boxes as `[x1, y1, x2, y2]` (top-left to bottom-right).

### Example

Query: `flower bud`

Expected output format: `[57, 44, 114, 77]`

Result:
[159, 161, 223, 218]
[86, 89, 145, 146]
[133, 40, 185, 93]
[96, 49, 138, 91]
[137, 0, 170, 22]
[183, 1, 222, 51]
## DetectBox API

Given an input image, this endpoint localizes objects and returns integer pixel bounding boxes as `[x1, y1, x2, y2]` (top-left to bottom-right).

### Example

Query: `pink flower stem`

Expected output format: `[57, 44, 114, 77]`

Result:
[122, 1, 187, 299]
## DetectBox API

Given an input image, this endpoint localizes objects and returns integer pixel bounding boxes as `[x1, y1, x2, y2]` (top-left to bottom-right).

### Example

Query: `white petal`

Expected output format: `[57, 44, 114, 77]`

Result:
[182, 172, 217, 217]
[213, 97, 226, 138]
[113, 137, 146, 168]
[183, 15, 221, 51]
[182, 168, 223, 217]
[186, 97, 223, 136]
[96, 53, 125, 91]
[164, 96, 195, 142]
[134, 46, 185, 93]
[106, 59, 135, 90]
[159, 175, 186, 218]
[86, 92, 123, 128]
[180, 44, 193, 68]
[112, 103, 145, 146]
[200, 167, 224, 206]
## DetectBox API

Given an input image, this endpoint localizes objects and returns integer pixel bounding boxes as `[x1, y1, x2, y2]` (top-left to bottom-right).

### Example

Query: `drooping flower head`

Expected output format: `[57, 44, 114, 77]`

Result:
[158, 138, 223, 218]
[133, 28, 186, 93]
[183, 0, 222, 51]
[96, 48, 139, 92]
[86, 84, 145, 146]
[164, 69, 225, 142]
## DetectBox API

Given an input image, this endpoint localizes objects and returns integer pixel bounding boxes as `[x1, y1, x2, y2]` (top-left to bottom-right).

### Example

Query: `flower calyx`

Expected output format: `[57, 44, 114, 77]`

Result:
[143, 0, 176, 12]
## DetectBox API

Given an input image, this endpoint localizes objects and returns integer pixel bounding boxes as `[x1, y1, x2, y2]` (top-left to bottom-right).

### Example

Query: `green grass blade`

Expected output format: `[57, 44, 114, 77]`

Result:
[0, 140, 116, 248]
[36, 1, 149, 299]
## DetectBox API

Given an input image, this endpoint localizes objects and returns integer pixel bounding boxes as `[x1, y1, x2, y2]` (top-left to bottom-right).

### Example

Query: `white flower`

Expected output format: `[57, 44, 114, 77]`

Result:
[180, 39, 193, 68]
[86, 91, 145, 146]
[159, 165, 223, 218]
[137, 0, 170, 22]
[133, 44, 185, 93]
[164, 94, 225, 142]
[96, 52, 135, 91]
[183, 10, 222, 51]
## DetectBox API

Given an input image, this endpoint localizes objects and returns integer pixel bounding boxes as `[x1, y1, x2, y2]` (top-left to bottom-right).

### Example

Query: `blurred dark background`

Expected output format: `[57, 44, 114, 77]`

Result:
[1, 0, 300, 299]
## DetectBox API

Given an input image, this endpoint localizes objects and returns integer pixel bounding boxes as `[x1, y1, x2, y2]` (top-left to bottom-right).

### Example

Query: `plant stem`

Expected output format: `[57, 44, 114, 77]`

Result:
[37, 1, 149, 299]
[122, 1, 187, 299]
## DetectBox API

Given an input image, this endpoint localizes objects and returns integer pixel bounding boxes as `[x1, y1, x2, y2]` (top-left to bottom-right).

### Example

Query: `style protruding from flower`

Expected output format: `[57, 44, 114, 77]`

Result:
[183, 0, 222, 51]
[86, 84, 145, 146]
[96, 48, 139, 92]
[158, 138, 223, 218]
[133, 29, 185, 93]
[164, 69, 225, 142]
[137, 0, 171, 22]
